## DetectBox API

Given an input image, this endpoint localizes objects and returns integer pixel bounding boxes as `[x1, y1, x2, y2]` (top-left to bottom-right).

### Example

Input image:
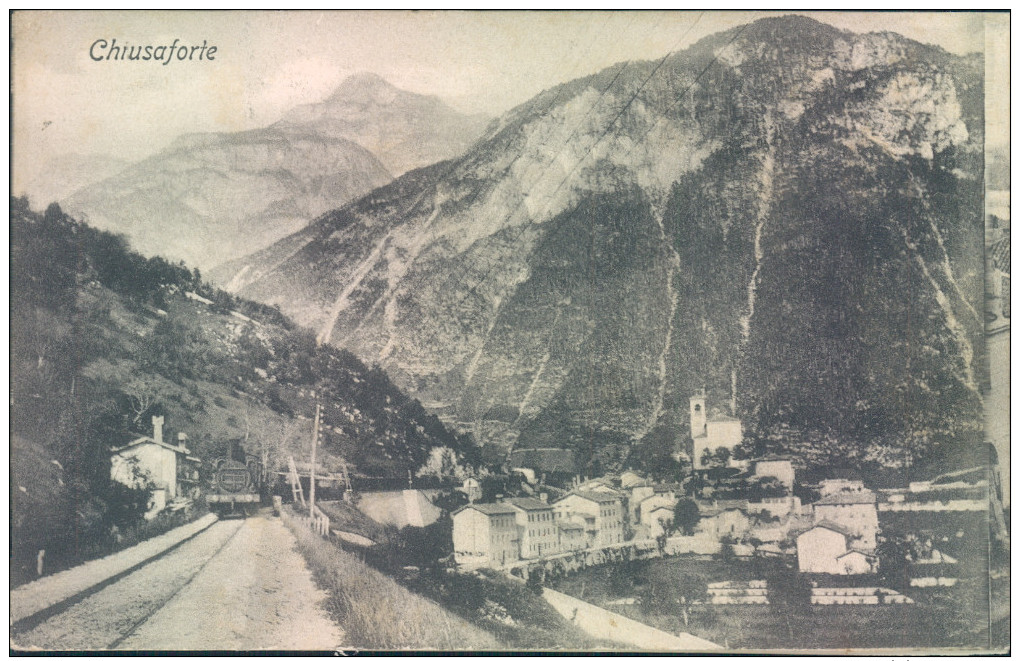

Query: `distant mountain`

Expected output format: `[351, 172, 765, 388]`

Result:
[274, 72, 491, 177]
[61, 74, 490, 272]
[215, 16, 986, 475]
[63, 128, 391, 271]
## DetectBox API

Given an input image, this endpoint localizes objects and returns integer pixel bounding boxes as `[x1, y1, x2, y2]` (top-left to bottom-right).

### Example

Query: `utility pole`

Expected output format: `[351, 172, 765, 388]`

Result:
[310, 401, 321, 512]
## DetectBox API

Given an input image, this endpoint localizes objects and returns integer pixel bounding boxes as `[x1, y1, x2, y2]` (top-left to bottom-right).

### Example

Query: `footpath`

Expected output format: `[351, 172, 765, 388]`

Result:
[11, 513, 218, 626]
[541, 587, 722, 651]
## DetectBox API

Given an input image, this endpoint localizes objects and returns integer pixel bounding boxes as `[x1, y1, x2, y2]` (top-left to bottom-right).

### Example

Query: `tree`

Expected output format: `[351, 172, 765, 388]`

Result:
[641, 564, 707, 627]
[416, 446, 467, 482]
[123, 374, 169, 426]
[44, 201, 64, 225]
[672, 498, 700, 535]
[715, 541, 736, 563]
[877, 535, 913, 590]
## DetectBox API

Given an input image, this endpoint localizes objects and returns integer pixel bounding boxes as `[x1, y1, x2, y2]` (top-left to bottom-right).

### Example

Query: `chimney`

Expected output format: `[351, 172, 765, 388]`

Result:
[177, 432, 188, 451]
[495, 494, 504, 503]
[152, 415, 164, 445]
[539, 492, 548, 503]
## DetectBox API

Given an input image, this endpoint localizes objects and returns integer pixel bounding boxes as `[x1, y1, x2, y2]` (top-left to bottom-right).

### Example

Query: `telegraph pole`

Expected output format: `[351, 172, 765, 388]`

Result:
[310, 401, 321, 512]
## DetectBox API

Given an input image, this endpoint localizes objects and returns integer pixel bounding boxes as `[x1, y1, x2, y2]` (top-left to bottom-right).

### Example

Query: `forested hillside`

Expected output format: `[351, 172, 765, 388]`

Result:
[10, 196, 477, 574]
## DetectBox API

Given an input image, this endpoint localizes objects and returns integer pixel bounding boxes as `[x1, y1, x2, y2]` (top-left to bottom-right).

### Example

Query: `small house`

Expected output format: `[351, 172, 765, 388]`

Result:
[796, 520, 876, 574]
[110, 416, 201, 518]
[557, 519, 586, 551]
[646, 505, 675, 538]
[638, 493, 677, 524]
[753, 457, 795, 490]
[458, 477, 482, 503]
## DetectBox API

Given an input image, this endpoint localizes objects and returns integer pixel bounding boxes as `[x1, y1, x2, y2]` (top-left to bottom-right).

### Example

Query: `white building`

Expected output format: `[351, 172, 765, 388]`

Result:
[646, 505, 675, 538]
[452, 503, 520, 567]
[638, 493, 677, 525]
[753, 457, 795, 490]
[458, 477, 482, 503]
[553, 491, 625, 547]
[812, 490, 878, 549]
[690, 395, 746, 469]
[698, 506, 751, 539]
[506, 496, 558, 558]
[796, 521, 877, 574]
[110, 416, 201, 517]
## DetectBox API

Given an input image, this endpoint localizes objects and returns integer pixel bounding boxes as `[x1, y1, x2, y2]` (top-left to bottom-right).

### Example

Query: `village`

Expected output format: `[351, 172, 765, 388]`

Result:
[107, 387, 1005, 618]
[445, 394, 1005, 608]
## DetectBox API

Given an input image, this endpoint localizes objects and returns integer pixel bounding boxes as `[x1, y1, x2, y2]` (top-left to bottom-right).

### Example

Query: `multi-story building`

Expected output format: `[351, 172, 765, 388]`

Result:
[452, 503, 520, 567]
[506, 496, 558, 558]
[553, 491, 625, 547]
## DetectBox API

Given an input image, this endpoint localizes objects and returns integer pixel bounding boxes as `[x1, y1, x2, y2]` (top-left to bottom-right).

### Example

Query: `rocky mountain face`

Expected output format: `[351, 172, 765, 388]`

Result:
[219, 17, 986, 475]
[62, 74, 489, 272]
[63, 129, 391, 271]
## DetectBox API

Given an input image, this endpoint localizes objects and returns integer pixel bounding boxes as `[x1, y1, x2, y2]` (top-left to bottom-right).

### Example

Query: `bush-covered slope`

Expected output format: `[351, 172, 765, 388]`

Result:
[10, 197, 477, 573]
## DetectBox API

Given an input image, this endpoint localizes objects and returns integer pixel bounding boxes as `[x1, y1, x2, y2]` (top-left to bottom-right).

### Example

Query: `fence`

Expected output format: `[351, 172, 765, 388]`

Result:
[283, 503, 331, 538]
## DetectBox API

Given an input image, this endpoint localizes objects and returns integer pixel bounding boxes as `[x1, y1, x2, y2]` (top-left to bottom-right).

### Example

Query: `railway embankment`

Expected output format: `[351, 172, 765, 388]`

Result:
[11, 513, 218, 627]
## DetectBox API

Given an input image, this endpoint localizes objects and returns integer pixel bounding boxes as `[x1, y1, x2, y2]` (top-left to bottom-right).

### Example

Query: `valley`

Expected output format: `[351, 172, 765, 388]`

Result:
[10, 11, 1007, 654]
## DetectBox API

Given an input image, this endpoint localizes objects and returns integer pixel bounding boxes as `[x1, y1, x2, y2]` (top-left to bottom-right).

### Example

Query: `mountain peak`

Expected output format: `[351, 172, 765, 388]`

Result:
[328, 72, 400, 102]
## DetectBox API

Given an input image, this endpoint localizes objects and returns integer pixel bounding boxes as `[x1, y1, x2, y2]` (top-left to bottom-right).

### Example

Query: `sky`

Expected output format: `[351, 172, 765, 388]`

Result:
[11, 10, 1009, 194]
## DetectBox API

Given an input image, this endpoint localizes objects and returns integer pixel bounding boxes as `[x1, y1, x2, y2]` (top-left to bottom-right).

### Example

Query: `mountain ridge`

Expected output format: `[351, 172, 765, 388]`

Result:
[184, 16, 989, 475]
[61, 74, 490, 272]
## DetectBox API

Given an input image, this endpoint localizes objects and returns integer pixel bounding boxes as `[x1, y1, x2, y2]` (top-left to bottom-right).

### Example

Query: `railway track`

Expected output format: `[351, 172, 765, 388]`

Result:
[12, 516, 343, 651]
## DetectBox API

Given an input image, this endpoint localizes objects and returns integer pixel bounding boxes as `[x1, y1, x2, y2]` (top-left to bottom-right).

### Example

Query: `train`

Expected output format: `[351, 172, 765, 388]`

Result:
[205, 442, 265, 517]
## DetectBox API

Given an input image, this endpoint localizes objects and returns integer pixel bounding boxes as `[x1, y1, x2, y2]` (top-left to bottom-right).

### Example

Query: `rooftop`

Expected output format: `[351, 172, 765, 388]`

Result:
[111, 435, 194, 457]
[505, 497, 552, 511]
[559, 490, 622, 505]
[803, 519, 854, 538]
[456, 503, 517, 516]
[815, 491, 877, 506]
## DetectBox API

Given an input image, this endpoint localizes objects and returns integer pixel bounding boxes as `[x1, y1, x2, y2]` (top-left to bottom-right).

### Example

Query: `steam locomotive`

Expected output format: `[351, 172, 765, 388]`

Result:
[206, 441, 265, 517]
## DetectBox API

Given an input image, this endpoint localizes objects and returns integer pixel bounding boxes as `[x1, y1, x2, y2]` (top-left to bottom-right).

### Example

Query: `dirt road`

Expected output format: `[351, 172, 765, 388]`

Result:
[12, 516, 344, 651]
